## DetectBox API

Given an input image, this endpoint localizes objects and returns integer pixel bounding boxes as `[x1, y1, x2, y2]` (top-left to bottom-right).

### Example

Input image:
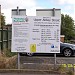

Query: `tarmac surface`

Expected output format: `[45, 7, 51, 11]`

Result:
[20, 55, 75, 70]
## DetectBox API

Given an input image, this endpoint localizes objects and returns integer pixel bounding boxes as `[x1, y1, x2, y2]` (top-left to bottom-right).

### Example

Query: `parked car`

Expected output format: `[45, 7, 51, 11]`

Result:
[60, 42, 75, 57]
[20, 42, 75, 57]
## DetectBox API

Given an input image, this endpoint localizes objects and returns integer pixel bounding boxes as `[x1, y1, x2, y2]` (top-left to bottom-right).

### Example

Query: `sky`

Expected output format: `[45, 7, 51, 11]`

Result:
[0, 0, 75, 24]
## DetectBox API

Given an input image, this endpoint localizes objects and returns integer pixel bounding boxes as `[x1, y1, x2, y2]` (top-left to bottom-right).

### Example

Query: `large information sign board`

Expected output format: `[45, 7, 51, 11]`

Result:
[11, 16, 60, 53]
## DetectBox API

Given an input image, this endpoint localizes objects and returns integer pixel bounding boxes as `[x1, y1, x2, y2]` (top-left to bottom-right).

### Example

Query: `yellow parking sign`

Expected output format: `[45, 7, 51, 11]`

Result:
[30, 44, 36, 52]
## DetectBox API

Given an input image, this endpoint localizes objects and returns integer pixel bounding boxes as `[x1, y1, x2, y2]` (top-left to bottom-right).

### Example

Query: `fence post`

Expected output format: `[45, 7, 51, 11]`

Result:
[1, 26, 3, 54]
[7, 28, 8, 50]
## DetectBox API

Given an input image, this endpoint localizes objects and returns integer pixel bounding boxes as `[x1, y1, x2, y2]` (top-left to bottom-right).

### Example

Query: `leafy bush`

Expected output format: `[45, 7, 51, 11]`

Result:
[66, 70, 74, 75]
[4, 49, 17, 57]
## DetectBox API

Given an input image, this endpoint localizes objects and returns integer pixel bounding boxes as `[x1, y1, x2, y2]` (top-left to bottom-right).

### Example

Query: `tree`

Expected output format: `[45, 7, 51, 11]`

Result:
[1, 13, 5, 26]
[61, 14, 75, 40]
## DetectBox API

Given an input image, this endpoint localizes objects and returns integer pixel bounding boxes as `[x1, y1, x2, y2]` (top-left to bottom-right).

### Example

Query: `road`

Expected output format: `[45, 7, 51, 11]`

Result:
[20, 55, 75, 70]
[20, 56, 75, 64]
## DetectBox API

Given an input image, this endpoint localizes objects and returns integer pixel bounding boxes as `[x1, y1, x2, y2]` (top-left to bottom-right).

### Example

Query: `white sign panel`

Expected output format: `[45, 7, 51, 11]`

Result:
[11, 16, 60, 53]
[36, 9, 61, 17]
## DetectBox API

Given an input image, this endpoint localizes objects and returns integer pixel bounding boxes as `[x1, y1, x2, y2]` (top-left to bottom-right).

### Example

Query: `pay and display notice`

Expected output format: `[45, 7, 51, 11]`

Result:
[11, 16, 61, 53]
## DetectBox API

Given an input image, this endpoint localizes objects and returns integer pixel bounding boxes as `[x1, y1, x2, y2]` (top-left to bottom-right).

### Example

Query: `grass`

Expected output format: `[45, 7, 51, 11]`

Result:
[0, 53, 17, 69]
[0, 48, 17, 69]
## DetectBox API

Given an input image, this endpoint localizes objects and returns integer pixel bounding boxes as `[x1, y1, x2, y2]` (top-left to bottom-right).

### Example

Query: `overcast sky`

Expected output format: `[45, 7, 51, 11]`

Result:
[0, 0, 75, 24]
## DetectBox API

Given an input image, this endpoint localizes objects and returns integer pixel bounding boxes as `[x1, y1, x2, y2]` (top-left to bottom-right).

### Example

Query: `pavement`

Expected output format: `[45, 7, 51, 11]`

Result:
[0, 73, 64, 75]
[0, 69, 65, 75]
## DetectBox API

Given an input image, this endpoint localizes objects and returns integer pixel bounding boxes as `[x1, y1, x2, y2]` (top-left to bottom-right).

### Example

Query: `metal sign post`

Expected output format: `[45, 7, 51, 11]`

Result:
[17, 53, 20, 69]
[53, 8, 57, 66]
[17, 7, 20, 69]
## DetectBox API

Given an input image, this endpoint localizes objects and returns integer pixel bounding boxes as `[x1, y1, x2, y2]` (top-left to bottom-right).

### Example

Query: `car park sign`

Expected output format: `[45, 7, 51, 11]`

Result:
[11, 16, 60, 53]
